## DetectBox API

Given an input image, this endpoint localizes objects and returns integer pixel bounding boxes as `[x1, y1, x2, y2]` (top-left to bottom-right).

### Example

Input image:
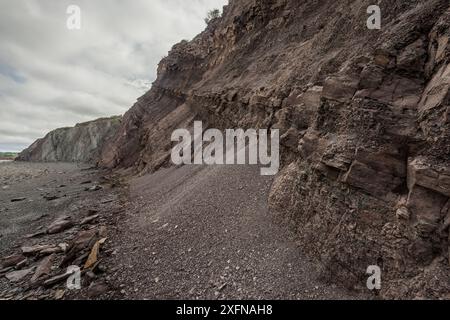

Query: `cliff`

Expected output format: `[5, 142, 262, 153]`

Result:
[100, 0, 450, 298]
[17, 116, 121, 163]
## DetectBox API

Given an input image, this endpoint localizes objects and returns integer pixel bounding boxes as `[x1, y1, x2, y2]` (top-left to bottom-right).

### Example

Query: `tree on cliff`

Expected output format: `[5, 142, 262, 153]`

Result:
[204, 9, 221, 24]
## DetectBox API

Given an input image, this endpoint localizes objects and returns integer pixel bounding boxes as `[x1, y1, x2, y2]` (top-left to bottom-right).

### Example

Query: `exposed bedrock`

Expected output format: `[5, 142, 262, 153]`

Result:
[100, 0, 450, 298]
[17, 116, 121, 164]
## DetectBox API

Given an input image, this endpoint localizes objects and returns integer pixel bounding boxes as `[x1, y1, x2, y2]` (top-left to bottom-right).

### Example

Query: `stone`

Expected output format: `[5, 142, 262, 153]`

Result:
[58, 243, 69, 252]
[61, 229, 98, 267]
[25, 230, 47, 239]
[47, 218, 73, 234]
[322, 76, 359, 102]
[342, 160, 403, 200]
[436, 36, 449, 63]
[407, 158, 450, 197]
[406, 185, 447, 231]
[39, 246, 62, 256]
[418, 63, 450, 113]
[396, 206, 410, 220]
[43, 273, 71, 287]
[0, 267, 13, 274]
[5, 267, 34, 282]
[359, 65, 383, 89]
[87, 281, 109, 298]
[31, 255, 54, 282]
[298, 130, 321, 159]
[396, 38, 427, 72]
[373, 49, 395, 68]
[80, 214, 99, 225]
[21, 244, 55, 256]
[1, 254, 26, 268]
[84, 239, 103, 269]
[280, 128, 301, 150]
[16, 258, 28, 269]
[321, 154, 352, 172]
[54, 289, 65, 300]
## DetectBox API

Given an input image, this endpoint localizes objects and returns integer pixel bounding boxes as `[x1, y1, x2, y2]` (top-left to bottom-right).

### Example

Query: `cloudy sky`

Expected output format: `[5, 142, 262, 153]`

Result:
[0, 0, 227, 152]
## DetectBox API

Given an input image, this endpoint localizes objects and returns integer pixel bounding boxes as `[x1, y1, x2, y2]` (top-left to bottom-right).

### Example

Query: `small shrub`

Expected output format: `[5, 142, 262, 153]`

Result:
[204, 9, 221, 24]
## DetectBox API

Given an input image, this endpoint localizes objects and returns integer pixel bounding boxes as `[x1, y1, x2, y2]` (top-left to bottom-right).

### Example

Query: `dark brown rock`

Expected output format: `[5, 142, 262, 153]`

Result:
[31, 255, 54, 282]
[87, 281, 109, 298]
[47, 218, 73, 234]
[1, 254, 26, 268]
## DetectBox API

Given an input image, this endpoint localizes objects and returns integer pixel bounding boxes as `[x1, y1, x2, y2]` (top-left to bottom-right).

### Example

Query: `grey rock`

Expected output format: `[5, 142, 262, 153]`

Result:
[5, 267, 34, 282]
[17, 116, 121, 163]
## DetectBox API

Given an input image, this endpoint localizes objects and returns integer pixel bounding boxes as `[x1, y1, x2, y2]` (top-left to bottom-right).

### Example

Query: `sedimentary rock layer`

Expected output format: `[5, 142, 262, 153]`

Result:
[18, 116, 121, 163]
[100, 0, 450, 298]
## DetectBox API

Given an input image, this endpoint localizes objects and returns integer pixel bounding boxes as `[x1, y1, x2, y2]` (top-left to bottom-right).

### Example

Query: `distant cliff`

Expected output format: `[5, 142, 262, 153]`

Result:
[17, 116, 121, 163]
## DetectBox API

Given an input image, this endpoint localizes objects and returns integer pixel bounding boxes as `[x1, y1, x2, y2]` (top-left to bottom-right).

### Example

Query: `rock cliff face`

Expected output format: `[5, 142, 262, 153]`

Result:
[101, 0, 450, 298]
[18, 116, 121, 163]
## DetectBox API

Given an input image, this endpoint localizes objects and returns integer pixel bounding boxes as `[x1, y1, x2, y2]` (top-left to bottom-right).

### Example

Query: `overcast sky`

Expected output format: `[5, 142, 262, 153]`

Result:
[0, 0, 227, 152]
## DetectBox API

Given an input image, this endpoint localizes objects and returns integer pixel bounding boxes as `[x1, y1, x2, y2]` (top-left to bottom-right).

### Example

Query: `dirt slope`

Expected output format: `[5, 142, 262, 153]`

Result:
[99, 0, 450, 298]
[104, 164, 366, 299]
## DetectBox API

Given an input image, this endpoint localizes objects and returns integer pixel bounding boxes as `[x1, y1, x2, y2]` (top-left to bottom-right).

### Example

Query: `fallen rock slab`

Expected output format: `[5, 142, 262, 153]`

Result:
[61, 229, 98, 267]
[5, 267, 34, 282]
[39, 246, 63, 256]
[25, 230, 47, 239]
[31, 255, 54, 282]
[0, 267, 13, 274]
[43, 273, 71, 287]
[1, 254, 26, 268]
[80, 215, 99, 225]
[47, 219, 73, 234]
[21, 244, 56, 256]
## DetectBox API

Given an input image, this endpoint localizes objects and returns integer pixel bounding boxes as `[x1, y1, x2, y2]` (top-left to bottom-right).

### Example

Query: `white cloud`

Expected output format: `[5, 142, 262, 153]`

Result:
[0, 0, 228, 152]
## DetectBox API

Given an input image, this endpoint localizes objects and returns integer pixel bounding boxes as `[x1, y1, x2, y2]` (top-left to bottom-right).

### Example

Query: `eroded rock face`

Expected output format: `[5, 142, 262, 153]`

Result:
[100, 0, 450, 298]
[17, 116, 121, 164]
